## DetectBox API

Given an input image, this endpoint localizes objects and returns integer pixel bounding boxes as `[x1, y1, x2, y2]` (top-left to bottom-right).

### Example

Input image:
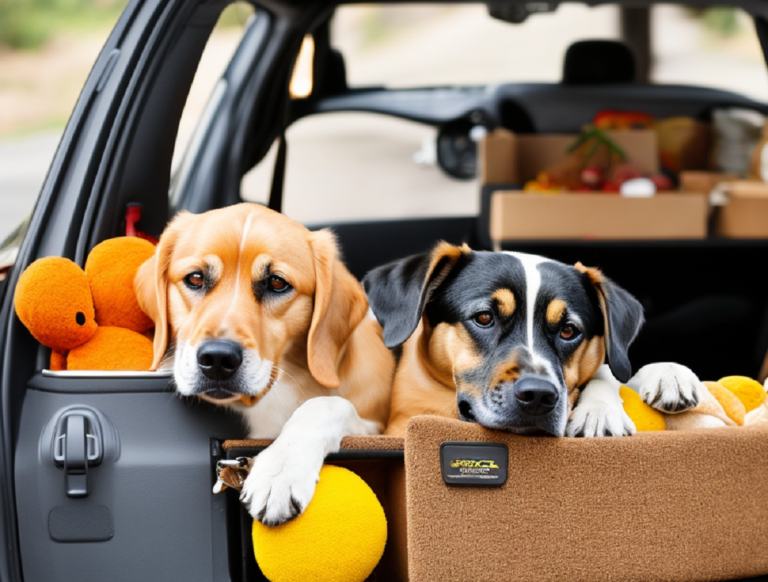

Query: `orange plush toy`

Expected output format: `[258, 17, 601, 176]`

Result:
[14, 237, 156, 371]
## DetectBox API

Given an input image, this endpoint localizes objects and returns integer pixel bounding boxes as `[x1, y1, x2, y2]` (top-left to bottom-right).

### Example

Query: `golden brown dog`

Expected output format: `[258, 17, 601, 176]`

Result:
[135, 203, 393, 525]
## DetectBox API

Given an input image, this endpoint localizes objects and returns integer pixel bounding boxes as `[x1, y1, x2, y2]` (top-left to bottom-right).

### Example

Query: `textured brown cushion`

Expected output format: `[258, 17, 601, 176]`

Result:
[404, 416, 768, 582]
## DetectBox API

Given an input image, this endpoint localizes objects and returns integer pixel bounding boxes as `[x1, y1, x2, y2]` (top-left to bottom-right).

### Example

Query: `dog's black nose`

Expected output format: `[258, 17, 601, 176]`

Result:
[197, 340, 243, 381]
[513, 376, 559, 416]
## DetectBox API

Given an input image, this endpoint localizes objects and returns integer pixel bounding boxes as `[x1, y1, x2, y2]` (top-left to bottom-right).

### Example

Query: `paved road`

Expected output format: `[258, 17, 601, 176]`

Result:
[0, 132, 60, 242]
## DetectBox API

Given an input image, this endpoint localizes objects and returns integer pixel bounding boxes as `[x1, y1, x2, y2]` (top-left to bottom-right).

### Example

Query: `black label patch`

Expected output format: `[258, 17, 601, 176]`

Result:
[440, 441, 508, 486]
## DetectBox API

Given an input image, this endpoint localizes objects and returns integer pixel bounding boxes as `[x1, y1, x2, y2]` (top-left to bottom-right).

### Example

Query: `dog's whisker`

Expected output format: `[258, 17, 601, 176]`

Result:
[159, 342, 176, 370]
[273, 365, 311, 402]
[265, 367, 294, 407]
[272, 366, 299, 390]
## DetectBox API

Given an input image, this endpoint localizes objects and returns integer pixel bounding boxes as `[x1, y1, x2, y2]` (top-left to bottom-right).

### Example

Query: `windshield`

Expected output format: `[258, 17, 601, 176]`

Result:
[332, 3, 768, 101]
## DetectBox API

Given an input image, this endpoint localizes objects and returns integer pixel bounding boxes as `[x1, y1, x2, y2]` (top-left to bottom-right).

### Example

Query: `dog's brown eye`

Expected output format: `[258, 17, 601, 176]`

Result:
[268, 275, 291, 293]
[473, 311, 494, 327]
[560, 323, 579, 340]
[184, 271, 204, 290]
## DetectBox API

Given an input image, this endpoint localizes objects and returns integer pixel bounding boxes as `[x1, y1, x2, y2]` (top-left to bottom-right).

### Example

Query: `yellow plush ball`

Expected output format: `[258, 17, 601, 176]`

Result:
[252, 465, 387, 582]
[718, 376, 767, 413]
[619, 385, 666, 431]
[703, 381, 746, 426]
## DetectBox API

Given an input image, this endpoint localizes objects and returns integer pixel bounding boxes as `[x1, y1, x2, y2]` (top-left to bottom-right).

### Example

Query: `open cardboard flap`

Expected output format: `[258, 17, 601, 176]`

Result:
[224, 417, 768, 582]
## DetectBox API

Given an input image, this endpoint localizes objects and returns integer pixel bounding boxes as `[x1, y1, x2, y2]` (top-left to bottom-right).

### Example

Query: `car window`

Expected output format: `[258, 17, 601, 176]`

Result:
[241, 112, 478, 224]
[652, 5, 768, 100]
[173, 1, 255, 173]
[331, 3, 768, 99]
[332, 3, 620, 87]
[241, 2, 768, 226]
[0, 2, 127, 274]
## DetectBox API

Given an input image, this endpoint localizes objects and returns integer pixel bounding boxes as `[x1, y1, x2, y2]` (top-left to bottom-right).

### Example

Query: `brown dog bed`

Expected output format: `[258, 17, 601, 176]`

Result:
[223, 416, 768, 582]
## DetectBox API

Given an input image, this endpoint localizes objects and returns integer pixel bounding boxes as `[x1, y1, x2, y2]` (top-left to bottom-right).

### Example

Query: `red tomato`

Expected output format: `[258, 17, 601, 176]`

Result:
[649, 174, 673, 192]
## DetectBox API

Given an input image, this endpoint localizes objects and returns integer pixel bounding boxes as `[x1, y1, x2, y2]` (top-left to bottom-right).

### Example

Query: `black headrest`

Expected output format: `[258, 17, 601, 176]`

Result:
[562, 40, 636, 84]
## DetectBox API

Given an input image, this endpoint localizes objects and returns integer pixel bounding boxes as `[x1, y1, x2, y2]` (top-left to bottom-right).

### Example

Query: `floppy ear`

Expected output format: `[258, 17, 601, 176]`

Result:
[307, 230, 369, 389]
[575, 262, 644, 383]
[362, 242, 469, 349]
[134, 215, 185, 371]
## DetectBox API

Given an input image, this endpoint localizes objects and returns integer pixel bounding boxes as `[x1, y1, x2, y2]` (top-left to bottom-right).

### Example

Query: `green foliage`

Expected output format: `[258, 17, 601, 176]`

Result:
[216, 2, 255, 28]
[685, 6, 741, 38]
[0, 0, 128, 50]
[0, 0, 49, 49]
[702, 7, 739, 37]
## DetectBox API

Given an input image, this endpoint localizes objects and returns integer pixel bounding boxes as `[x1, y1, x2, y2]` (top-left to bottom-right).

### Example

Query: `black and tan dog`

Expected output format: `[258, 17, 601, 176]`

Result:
[363, 242, 703, 437]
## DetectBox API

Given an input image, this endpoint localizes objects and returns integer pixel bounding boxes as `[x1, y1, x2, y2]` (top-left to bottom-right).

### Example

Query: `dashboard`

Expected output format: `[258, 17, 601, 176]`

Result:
[293, 82, 768, 179]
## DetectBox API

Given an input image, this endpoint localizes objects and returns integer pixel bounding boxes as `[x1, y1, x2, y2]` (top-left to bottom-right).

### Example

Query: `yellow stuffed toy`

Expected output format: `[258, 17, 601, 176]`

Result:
[620, 376, 768, 431]
[252, 465, 387, 582]
[14, 237, 156, 371]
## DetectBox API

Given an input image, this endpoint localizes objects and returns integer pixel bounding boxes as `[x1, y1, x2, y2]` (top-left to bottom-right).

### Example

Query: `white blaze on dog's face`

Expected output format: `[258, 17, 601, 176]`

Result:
[363, 244, 645, 436]
[134, 203, 368, 405]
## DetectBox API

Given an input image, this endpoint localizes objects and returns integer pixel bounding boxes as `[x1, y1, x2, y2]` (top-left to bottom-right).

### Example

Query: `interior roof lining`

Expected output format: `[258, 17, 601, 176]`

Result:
[272, 0, 768, 18]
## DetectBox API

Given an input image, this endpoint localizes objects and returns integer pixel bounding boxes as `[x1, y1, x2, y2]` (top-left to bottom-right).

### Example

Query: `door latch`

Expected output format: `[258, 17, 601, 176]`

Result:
[53, 411, 104, 497]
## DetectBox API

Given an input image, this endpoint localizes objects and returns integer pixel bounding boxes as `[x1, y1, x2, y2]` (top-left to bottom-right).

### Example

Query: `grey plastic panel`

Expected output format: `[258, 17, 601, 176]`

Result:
[29, 371, 174, 394]
[48, 505, 114, 543]
[15, 388, 247, 582]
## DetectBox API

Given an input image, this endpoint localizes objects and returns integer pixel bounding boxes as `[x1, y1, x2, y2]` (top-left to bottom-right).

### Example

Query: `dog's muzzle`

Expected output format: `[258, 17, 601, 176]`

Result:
[512, 376, 559, 416]
[173, 338, 274, 402]
[197, 339, 243, 382]
[458, 374, 566, 435]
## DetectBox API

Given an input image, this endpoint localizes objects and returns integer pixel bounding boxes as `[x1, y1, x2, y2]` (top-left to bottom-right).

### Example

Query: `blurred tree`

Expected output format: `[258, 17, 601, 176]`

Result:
[0, 0, 127, 50]
[685, 6, 740, 37]
[702, 7, 739, 36]
[0, 0, 50, 49]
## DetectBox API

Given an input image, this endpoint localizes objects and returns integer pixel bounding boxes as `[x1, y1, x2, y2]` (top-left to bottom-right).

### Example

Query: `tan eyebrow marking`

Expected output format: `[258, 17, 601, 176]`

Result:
[251, 254, 272, 280]
[203, 254, 223, 285]
[492, 289, 516, 317]
[546, 299, 567, 326]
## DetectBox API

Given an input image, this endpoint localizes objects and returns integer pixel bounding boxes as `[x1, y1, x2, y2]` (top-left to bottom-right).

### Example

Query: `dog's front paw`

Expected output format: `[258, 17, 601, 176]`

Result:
[566, 373, 635, 438]
[567, 398, 636, 437]
[631, 363, 702, 413]
[348, 416, 382, 436]
[240, 444, 320, 527]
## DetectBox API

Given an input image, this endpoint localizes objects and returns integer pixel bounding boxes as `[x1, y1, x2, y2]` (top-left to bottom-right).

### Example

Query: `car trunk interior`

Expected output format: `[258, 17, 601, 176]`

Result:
[4, 0, 768, 581]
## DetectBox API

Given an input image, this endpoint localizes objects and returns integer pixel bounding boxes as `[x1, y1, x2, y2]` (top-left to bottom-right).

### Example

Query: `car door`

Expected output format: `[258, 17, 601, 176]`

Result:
[0, 0, 320, 580]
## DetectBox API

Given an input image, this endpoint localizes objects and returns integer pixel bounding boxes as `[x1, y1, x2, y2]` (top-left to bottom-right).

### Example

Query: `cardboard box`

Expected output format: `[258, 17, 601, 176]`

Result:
[480, 129, 708, 242]
[713, 180, 768, 238]
[490, 192, 708, 241]
[680, 171, 739, 194]
[480, 128, 659, 185]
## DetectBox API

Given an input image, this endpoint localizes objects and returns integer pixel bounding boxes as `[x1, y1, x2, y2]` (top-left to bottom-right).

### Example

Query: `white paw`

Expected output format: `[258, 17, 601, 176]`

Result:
[347, 416, 382, 436]
[240, 442, 320, 527]
[566, 375, 636, 437]
[567, 399, 636, 437]
[630, 363, 702, 413]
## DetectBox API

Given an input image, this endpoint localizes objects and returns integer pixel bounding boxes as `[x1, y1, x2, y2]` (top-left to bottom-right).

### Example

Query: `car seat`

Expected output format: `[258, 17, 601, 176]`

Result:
[562, 39, 636, 84]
